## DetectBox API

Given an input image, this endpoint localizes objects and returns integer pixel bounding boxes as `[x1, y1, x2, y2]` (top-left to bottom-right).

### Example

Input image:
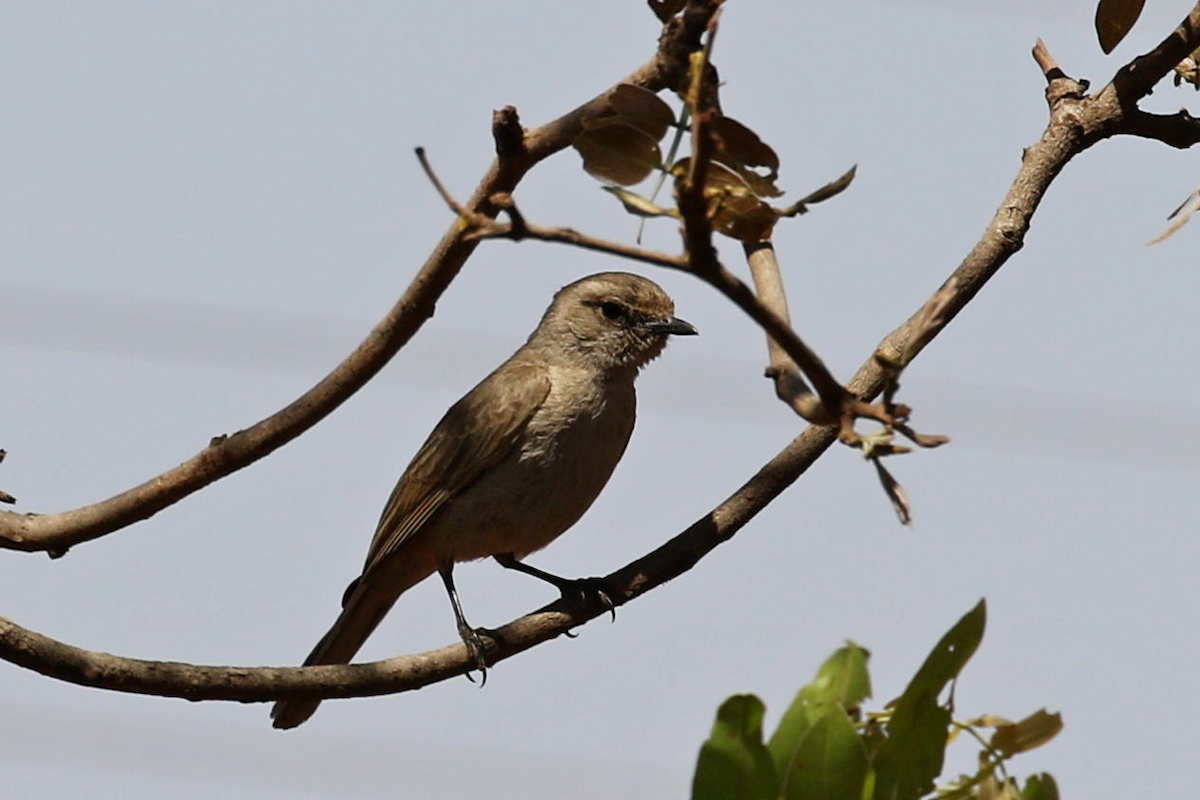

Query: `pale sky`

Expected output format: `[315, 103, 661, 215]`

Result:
[3, 1, 1198, 797]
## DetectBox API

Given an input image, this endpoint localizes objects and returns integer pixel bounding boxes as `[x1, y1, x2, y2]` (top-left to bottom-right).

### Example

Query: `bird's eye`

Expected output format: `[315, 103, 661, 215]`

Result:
[599, 301, 624, 321]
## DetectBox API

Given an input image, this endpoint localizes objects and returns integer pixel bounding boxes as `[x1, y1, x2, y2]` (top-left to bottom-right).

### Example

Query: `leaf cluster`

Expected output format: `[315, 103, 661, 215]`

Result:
[573, 83, 855, 242]
[690, 601, 1062, 800]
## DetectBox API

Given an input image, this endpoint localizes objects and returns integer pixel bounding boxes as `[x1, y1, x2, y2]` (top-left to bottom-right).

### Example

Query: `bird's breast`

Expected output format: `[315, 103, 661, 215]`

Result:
[436, 369, 637, 563]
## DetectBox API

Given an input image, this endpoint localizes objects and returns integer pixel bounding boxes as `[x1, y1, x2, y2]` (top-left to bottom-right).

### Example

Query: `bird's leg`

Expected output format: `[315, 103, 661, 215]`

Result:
[493, 553, 616, 621]
[438, 565, 489, 684]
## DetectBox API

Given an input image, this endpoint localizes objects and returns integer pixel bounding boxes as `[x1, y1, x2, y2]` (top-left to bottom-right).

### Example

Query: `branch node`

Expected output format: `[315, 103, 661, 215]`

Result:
[492, 106, 526, 160]
[488, 193, 530, 239]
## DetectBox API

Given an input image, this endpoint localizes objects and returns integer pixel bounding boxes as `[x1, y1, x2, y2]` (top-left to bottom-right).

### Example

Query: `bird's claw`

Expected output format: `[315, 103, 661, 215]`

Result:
[561, 577, 617, 622]
[458, 625, 491, 686]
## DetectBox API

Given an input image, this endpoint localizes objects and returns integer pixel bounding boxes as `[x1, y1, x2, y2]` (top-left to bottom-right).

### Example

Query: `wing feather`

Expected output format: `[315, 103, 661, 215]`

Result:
[360, 362, 551, 575]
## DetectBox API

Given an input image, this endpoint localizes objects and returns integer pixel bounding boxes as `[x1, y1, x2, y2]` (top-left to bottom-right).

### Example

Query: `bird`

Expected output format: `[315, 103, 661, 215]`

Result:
[270, 271, 697, 729]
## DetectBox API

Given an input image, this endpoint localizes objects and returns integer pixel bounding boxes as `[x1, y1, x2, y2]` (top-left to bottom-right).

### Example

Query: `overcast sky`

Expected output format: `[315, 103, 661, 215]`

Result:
[3, 1, 1198, 797]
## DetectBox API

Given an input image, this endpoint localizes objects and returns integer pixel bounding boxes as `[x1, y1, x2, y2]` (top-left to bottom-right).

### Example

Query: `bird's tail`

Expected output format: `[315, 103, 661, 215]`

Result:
[270, 557, 433, 730]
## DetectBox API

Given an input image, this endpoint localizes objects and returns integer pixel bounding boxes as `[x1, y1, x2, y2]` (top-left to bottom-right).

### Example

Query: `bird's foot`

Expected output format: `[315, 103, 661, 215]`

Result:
[557, 576, 617, 623]
[457, 624, 492, 686]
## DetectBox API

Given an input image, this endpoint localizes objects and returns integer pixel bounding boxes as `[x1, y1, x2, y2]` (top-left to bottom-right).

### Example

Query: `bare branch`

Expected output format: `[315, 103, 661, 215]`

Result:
[414, 146, 469, 217]
[1122, 108, 1200, 148]
[481, 219, 689, 271]
[0, 3, 722, 557]
[1031, 38, 1062, 79]
[743, 242, 830, 424]
[0, 419, 836, 703]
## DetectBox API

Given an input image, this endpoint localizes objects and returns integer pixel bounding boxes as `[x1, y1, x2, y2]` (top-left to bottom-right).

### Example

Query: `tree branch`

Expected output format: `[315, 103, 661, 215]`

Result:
[0, 420, 827, 703]
[0, 2, 721, 557]
[1122, 108, 1200, 148]
[742, 242, 831, 423]
[3, 2, 1199, 708]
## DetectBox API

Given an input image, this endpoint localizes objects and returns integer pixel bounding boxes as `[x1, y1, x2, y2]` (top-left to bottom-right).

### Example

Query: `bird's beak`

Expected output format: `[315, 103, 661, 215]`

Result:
[644, 316, 698, 336]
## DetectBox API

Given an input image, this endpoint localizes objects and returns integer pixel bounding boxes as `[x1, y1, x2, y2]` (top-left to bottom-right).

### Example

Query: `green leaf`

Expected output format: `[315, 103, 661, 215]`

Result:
[899, 599, 986, 707]
[780, 705, 870, 800]
[768, 643, 871, 772]
[1021, 773, 1060, 800]
[692, 695, 779, 800]
[573, 122, 662, 186]
[872, 600, 987, 800]
[1094, 0, 1146, 54]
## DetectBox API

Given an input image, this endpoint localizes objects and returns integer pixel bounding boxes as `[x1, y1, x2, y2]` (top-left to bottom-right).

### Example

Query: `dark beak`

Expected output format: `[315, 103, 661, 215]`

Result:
[644, 316, 698, 336]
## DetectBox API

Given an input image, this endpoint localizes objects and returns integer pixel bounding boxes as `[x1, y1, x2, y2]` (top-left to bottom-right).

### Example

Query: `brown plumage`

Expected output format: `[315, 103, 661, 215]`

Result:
[270, 272, 696, 729]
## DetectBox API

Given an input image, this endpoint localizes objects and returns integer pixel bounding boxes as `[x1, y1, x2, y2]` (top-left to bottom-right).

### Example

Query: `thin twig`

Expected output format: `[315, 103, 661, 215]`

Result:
[479, 220, 688, 270]
[414, 146, 468, 216]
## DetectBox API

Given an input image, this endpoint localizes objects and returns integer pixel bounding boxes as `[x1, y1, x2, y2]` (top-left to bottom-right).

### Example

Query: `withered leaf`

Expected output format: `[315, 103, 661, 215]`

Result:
[967, 714, 1016, 728]
[646, 0, 687, 23]
[990, 710, 1064, 755]
[601, 185, 679, 218]
[574, 123, 662, 186]
[1094, 0, 1146, 54]
[607, 84, 674, 142]
[780, 165, 857, 217]
[711, 116, 783, 198]
[872, 457, 912, 526]
[1147, 184, 1200, 245]
[1174, 48, 1200, 89]
[677, 158, 779, 242]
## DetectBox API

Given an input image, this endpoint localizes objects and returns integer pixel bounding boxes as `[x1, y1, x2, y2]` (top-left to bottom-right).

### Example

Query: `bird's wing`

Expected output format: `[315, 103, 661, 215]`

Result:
[360, 362, 552, 575]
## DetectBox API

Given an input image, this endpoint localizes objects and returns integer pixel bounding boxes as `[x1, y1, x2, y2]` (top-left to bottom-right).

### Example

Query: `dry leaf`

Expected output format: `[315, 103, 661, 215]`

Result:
[574, 123, 662, 186]
[711, 116, 783, 198]
[780, 165, 857, 217]
[607, 84, 675, 141]
[1094, 0, 1147, 54]
[990, 709, 1064, 755]
[676, 158, 779, 241]
[601, 185, 679, 218]
[1147, 185, 1200, 245]
[872, 457, 912, 525]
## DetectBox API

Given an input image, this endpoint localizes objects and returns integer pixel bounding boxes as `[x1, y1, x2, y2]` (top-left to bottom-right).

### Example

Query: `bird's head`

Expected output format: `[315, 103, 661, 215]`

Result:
[534, 272, 698, 373]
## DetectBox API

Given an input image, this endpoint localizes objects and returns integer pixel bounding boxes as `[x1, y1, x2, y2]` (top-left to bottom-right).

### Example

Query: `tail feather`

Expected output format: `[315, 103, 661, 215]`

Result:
[271, 555, 434, 730]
